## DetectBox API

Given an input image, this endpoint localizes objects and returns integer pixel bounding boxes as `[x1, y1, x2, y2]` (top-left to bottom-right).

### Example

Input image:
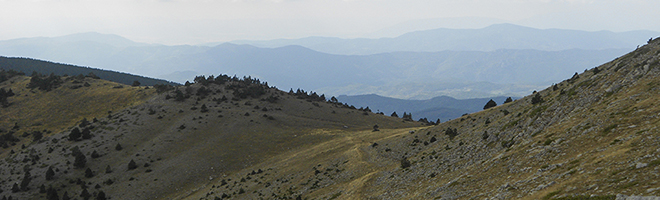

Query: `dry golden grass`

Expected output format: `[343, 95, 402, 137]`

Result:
[0, 76, 155, 142]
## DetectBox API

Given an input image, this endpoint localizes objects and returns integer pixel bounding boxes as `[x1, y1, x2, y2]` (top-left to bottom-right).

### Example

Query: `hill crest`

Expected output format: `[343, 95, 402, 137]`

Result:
[0, 73, 423, 199]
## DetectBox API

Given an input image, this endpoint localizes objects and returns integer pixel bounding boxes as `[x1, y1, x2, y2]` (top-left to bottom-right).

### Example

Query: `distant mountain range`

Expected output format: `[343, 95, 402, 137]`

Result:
[336, 94, 512, 122]
[1, 24, 656, 99]
[226, 23, 658, 55]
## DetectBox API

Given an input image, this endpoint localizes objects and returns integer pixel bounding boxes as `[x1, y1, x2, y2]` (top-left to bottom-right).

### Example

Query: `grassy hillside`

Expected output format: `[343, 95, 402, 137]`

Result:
[0, 74, 422, 200]
[186, 38, 660, 199]
[0, 74, 156, 145]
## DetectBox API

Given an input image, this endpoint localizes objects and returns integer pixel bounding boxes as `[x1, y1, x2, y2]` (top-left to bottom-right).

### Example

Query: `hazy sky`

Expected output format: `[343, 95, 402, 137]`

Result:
[1, 0, 659, 45]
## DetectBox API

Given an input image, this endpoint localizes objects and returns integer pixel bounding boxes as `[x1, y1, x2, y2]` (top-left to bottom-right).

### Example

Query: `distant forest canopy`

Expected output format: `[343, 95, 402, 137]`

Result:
[0, 56, 178, 86]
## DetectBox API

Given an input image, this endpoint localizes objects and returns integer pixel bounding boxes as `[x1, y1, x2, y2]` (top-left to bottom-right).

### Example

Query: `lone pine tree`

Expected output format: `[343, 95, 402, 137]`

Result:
[483, 99, 497, 110]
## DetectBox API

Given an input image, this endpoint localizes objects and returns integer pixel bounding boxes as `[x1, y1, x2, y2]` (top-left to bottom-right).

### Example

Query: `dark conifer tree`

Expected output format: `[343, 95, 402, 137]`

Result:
[80, 188, 91, 200]
[531, 93, 543, 104]
[46, 186, 59, 200]
[32, 131, 43, 142]
[200, 104, 209, 113]
[400, 157, 411, 169]
[46, 166, 55, 180]
[11, 182, 20, 193]
[91, 150, 100, 159]
[81, 128, 92, 140]
[20, 170, 31, 191]
[445, 127, 458, 140]
[39, 184, 47, 193]
[62, 191, 70, 200]
[73, 153, 86, 169]
[402, 112, 413, 121]
[174, 90, 186, 102]
[503, 97, 513, 104]
[127, 160, 138, 170]
[79, 118, 90, 127]
[330, 96, 338, 103]
[483, 99, 497, 110]
[96, 191, 106, 200]
[68, 128, 81, 141]
[85, 168, 94, 178]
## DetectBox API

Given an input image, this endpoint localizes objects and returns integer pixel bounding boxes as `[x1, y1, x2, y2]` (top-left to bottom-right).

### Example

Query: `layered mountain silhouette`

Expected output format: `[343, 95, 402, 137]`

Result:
[1, 24, 655, 99]
[1, 36, 659, 199]
[228, 23, 658, 54]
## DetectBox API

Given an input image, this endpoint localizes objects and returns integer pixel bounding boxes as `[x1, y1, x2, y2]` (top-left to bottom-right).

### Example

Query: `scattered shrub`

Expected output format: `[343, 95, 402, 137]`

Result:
[127, 160, 138, 170]
[80, 188, 91, 200]
[46, 186, 59, 200]
[444, 127, 458, 140]
[200, 104, 209, 113]
[27, 72, 63, 91]
[91, 150, 101, 159]
[531, 93, 543, 105]
[20, 170, 32, 191]
[68, 128, 82, 141]
[32, 131, 43, 142]
[400, 157, 411, 169]
[46, 166, 55, 180]
[81, 128, 92, 140]
[73, 152, 87, 169]
[84, 168, 94, 178]
[402, 112, 413, 121]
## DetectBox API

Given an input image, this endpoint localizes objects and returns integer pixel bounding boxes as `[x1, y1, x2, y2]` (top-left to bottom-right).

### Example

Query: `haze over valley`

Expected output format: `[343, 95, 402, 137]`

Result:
[2, 0, 660, 199]
[0, 24, 655, 101]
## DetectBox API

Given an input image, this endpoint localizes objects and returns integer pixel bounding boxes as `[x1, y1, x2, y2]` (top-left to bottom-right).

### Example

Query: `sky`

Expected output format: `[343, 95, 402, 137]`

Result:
[1, 0, 659, 45]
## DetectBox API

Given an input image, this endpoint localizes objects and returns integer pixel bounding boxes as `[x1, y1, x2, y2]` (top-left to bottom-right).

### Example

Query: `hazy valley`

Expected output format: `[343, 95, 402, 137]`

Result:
[1, 24, 655, 100]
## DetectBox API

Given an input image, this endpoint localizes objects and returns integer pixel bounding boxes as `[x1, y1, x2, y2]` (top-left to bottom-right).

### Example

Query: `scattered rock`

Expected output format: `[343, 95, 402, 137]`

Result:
[636, 162, 648, 169]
